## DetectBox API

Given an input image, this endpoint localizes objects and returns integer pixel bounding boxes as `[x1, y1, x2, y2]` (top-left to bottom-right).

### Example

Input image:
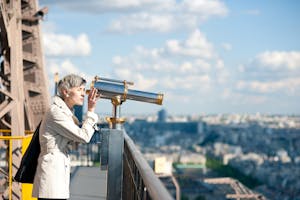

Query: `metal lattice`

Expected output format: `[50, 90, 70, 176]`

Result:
[0, 0, 49, 199]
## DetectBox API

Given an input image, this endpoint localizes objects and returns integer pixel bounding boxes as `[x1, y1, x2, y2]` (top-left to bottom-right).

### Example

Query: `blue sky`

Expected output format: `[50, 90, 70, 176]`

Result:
[39, 0, 300, 116]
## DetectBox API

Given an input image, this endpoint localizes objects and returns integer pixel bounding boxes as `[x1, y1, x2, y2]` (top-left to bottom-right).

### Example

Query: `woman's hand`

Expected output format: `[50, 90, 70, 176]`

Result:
[87, 87, 99, 112]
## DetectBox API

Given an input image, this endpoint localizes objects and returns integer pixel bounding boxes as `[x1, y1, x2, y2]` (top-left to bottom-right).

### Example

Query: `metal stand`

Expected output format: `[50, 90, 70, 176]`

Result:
[106, 96, 126, 130]
[100, 95, 126, 200]
[101, 128, 124, 200]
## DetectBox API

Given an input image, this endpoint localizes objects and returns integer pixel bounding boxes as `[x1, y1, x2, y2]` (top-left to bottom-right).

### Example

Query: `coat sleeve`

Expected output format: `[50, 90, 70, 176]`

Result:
[49, 108, 98, 143]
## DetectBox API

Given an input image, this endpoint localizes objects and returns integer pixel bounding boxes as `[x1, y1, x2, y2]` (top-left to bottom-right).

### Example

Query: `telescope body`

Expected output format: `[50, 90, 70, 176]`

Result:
[93, 80, 163, 105]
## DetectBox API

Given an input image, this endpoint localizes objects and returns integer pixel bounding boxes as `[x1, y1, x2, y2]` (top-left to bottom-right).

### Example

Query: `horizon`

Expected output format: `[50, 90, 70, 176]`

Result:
[92, 110, 300, 118]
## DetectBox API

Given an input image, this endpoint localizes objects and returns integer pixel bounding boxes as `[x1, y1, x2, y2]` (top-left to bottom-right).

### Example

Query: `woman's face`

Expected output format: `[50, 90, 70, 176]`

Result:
[64, 85, 86, 108]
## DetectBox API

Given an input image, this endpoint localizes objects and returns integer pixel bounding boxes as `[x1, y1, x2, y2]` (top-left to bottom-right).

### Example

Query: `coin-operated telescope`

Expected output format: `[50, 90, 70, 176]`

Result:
[88, 76, 164, 129]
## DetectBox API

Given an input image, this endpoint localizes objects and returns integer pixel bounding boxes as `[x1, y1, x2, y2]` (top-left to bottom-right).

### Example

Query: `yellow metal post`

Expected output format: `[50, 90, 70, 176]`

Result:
[9, 140, 12, 200]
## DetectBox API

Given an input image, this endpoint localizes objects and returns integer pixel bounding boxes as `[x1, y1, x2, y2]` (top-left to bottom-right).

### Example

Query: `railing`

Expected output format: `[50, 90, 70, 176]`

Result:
[101, 127, 173, 200]
[122, 132, 173, 200]
[0, 131, 33, 200]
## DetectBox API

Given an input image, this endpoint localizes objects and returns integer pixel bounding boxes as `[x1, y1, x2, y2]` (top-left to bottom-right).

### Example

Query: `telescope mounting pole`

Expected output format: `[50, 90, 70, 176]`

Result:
[102, 95, 126, 200]
[110, 95, 125, 130]
[105, 95, 126, 130]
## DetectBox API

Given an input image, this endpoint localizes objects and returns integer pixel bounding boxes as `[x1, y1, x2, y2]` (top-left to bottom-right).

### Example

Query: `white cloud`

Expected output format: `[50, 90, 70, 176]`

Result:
[239, 51, 300, 87]
[60, 60, 81, 74]
[194, 59, 211, 72]
[41, 0, 228, 34]
[45, 59, 95, 97]
[46, 59, 92, 79]
[221, 88, 231, 99]
[165, 92, 192, 103]
[216, 69, 229, 84]
[221, 88, 268, 105]
[114, 68, 158, 90]
[216, 59, 224, 69]
[41, 0, 176, 13]
[165, 30, 215, 59]
[107, 13, 177, 33]
[43, 33, 91, 56]
[112, 29, 217, 69]
[111, 29, 224, 96]
[238, 65, 245, 73]
[104, 0, 228, 33]
[106, 13, 201, 33]
[236, 78, 300, 95]
[232, 50, 300, 104]
[179, 62, 194, 73]
[161, 75, 211, 91]
[181, 0, 228, 19]
[46, 59, 94, 85]
[41, 21, 57, 33]
[221, 43, 232, 51]
[256, 51, 300, 71]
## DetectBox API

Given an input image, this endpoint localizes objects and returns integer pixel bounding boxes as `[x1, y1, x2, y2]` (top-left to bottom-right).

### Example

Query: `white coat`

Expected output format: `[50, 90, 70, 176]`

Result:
[32, 96, 98, 199]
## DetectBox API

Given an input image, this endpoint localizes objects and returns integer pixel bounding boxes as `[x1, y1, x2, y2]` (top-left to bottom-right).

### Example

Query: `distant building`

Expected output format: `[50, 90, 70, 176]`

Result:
[154, 156, 173, 175]
[74, 105, 83, 123]
[130, 120, 204, 135]
[158, 109, 167, 122]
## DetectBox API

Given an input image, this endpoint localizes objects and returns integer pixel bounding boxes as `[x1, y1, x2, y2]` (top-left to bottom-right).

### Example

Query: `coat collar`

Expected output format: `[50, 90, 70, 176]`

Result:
[52, 96, 73, 117]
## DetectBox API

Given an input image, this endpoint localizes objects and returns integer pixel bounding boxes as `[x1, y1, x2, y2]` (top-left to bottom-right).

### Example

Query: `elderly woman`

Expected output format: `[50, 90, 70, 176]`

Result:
[32, 74, 99, 200]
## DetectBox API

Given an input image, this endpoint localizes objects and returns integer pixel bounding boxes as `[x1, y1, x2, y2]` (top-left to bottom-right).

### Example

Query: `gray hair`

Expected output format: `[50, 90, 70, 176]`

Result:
[57, 74, 86, 97]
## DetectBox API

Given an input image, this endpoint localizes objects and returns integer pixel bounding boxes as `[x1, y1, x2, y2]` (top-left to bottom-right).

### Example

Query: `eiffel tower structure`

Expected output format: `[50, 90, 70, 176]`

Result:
[0, 0, 50, 199]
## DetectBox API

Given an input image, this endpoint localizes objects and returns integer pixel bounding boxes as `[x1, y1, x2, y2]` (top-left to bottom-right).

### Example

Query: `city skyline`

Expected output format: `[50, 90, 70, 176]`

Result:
[40, 0, 300, 115]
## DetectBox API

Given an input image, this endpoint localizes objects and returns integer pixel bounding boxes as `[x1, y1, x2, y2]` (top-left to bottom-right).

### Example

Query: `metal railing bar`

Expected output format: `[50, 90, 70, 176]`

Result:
[124, 132, 173, 200]
[123, 152, 142, 199]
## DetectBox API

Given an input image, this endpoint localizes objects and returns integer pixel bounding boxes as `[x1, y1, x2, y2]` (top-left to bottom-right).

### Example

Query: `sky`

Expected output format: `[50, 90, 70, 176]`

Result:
[39, 0, 300, 116]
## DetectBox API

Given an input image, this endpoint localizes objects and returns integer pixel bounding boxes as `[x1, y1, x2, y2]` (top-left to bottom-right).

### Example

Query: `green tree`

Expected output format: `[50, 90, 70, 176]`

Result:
[205, 157, 261, 189]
